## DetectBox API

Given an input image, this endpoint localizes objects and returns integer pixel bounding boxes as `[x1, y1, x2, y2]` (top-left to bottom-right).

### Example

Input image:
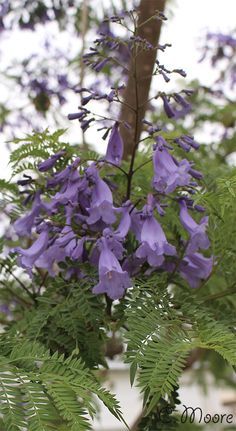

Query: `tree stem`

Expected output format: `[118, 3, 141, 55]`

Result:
[120, 0, 166, 159]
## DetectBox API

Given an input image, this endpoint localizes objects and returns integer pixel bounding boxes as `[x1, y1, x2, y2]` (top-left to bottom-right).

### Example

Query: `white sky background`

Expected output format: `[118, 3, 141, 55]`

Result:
[0, 0, 236, 177]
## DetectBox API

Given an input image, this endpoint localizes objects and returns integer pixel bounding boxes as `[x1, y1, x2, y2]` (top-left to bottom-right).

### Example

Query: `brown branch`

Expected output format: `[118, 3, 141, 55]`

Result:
[120, 0, 166, 159]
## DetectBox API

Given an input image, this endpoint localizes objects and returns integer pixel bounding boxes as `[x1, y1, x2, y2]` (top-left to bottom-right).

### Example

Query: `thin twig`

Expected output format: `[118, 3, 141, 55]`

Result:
[1, 264, 37, 303]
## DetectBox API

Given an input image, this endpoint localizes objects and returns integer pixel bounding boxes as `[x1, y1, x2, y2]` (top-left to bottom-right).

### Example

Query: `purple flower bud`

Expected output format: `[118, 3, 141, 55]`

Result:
[83, 50, 98, 59]
[158, 43, 172, 51]
[81, 95, 93, 106]
[173, 94, 190, 109]
[189, 168, 203, 180]
[38, 150, 65, 172]
[93, 58, 110, 72]
[173, 69, 187, 77]
[68, 112, 86, 121]
[105, 122, 124, 166]
[81, 118, 94, 132]
[194, 204, 206, 213]
[142, 119, 152, 126]
[174, 138, 191, 152]
[182, 135, 199, 150]
[107, 89, 116, 102]
[156, 202, 165, 216]
[160, 70, 170, 83]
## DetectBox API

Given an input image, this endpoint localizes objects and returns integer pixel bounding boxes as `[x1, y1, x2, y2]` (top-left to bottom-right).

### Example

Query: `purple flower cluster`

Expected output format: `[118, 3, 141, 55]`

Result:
[0, 0, 76, 31]
[13, 122, 212, 297]
[201, 32, 236, 89]
[12, 9, 213, 299]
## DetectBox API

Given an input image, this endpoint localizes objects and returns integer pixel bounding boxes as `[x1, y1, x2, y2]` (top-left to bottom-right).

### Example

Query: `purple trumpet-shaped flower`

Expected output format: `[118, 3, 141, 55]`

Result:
[130, 208, 143, 241]
[105, 123, 124, 166]
[173, 93, 190, 109]
[92, 239, 131, 300]
[71, 238, 86, 261]
[35, 207, 83, 274]
[90, 202, 132, 265]
[86, 165, 116, 226]
[161, 95, 176, 118]
[68, 110, 89, 121]
[49, 158, 83, 207]
[35, 241, 65, 276]
[47, 166, 71, 188]
[179, 200, 210, 252]
[152, 141, 191, 194]
[102, 228, 125, 259]
[90, 228, 124, 266]
[114, 201, 132, 238]
[179, 252, 213, 288]
[13, 192, 42, 237]
[136, 197, 176, 267]
[15, 229, 49, 274]
[122, 255, 145, 277]
[38, 150, 65, 172]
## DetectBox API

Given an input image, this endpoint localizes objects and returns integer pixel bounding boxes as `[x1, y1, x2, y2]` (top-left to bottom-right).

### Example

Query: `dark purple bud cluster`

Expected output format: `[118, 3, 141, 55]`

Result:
[155, 61, 187, 82]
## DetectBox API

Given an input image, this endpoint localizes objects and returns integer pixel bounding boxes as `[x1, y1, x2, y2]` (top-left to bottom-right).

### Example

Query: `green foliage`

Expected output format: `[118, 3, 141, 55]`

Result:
[10, 277, 108, 368]
[1, 124, 236, 430]
[124, 281, 236, 414]
[0, 337, 124, 431]
[9, 129, 72, 177]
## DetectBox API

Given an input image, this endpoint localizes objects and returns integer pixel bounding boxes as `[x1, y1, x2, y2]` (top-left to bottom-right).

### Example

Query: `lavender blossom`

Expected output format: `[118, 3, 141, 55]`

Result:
[38, 150, 65, 172]
[105, 123, 124, 166]
[15, 229, 49, 274]
[153, 141, 191, 194]
[90, 228, 124, 266]
[86, 165, 116, 226]
[13, 192, 42, 237]
[179, 200, 210, 252]
[161, 95, 176, 118]
[179, 252, 213, 288]
[136, 198, 176, 267]
[114, 201, 132, 238]
[92, 239, 131, 299]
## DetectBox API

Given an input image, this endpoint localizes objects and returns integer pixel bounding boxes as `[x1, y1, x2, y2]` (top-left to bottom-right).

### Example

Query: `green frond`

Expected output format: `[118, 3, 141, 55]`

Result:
[125, 284, 236, 412]
[0, 337, 125, 431]
[0, 180, 18, 194]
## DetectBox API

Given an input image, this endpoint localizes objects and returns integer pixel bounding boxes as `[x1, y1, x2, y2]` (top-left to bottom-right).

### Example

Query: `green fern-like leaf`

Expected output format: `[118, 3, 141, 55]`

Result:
[0, 337, 125, 431]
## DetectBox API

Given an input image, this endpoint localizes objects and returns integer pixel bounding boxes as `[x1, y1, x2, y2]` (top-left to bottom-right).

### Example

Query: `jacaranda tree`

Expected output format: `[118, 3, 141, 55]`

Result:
[0, 4, 236, 431]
